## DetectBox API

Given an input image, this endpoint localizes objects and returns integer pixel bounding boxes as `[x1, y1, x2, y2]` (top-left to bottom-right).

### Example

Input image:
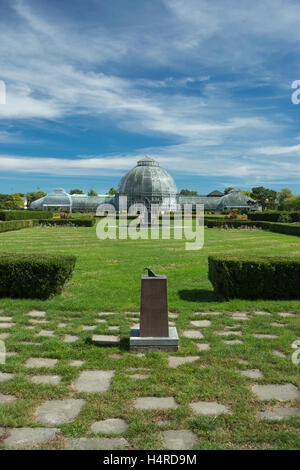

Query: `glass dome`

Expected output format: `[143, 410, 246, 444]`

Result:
[31, 188, 72, 210]
[216, 190, 256, 211]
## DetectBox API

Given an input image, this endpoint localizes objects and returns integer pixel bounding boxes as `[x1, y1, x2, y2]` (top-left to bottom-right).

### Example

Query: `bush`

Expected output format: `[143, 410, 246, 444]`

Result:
[0, 210, 53, 221]
[208, 254, 300, 300]
[278, 213, 292, 223]
[247, 211, 300, 222]
[39, 218, 95, 227]
[0, 253, 76, 299]
[0, 219, 39, 233]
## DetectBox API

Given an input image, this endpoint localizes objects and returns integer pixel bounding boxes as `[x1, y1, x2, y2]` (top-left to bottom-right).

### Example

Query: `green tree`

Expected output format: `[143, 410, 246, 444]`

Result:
[250, 187, 277, 211]
[26, 190, 46, 204]
[282, 196, 300, 211]
[179, 189, 199, 196]
[108, 187, 116, 195]
[277, 188, 293, 208]
[70, 189, 84, 195]
[224, 187, 234, 195]
[88, 188, 98, 196]
[4, 193, 25, 209]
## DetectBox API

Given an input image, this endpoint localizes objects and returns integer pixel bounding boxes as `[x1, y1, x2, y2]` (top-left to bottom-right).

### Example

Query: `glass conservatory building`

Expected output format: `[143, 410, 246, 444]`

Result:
[31, 157, 259, 212]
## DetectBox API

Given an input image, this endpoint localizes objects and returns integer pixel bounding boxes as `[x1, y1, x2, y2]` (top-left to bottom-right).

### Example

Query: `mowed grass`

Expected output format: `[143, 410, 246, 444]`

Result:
[0, 225, 299, 450]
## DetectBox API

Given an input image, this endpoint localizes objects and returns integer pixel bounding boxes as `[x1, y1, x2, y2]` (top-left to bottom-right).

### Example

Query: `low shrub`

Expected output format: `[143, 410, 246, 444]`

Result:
[247, 211, 300, 222]
[39, 218, 95, 227]
[0, 253, 76, 299]
[0, 219, 39, 233]
[0, 210, 53, 221]
[208, 254, 300, 300]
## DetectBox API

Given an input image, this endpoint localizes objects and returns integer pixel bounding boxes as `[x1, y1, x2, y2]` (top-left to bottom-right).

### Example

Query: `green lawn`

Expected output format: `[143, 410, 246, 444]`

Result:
[0, 225, 299, 449]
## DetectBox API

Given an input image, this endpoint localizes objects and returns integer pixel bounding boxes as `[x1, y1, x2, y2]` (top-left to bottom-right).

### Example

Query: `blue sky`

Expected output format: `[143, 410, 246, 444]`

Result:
[1, 0, 300, 195]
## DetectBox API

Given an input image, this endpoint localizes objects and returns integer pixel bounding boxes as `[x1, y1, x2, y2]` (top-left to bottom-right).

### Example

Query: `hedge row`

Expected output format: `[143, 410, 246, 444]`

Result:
[39, 218, 95, 227]
[248, 211, 300, 222]
[204, 217, 300, 237]
[0, 219, 39, 233]
[0, 253, 76, 299]
[0, 210, 53, 221]
[208, 254, 300, 300]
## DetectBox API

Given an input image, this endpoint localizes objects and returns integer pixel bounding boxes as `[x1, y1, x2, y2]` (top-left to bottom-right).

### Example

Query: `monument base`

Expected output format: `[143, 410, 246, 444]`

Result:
[130, 326, 179, 352]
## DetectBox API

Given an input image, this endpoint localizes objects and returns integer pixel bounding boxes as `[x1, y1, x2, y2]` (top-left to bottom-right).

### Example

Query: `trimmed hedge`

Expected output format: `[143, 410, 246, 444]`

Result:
[39, 218, 95, 227]
[248, 211, 300, 222]
[0, 219, 39, 233]
[0, 210, 53, 221]
[0, 253, 76, 299]
[208, 254, 300, 300]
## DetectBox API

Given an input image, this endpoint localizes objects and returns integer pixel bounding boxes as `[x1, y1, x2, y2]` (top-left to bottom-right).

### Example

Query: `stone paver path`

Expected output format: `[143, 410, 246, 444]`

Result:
[195, 311, 221, 316]
[24, 358, 58, 368]
[27, 310, 46, 318]
[196, 343, 210, 351]
[92, 335, 120, 346]
[0, 392, 17, 404]
[126, 373, 149, 380]
[190, 401, 232, 416]
[0, 323, 15, 328]
[69, 360, 85, 367]
[251, 384, 300, 401]
[67, 437, 128, 450]
[0, 372, 15, 382]
[3, 427, 60, 449]
[168, 356, 199, 368]
[215, 330, 242, 336]
[190, 320, 211, 327]
[240, 369, 264, 379]
[81, 325, 97, 331]
[253, 311, 271, 316]
[63, 335, 78, 343]
[232, 313, 249, 320]
[182, 330, 203, 339]
[72, 370, 115, 393]
[36, 398, 86, 425]
[224, 339, 243, 345]
[278, 312, 295, 318]
[91, 418, 128, 434]
[37, 330, 55, 337]
[252, 334, 278, 339]
[162, 430, 197, 450]
[0, 316, 12, 321]
[259, 407, 300, 421]
[31, 375, 61, 385]
[134, 397, 178, 410]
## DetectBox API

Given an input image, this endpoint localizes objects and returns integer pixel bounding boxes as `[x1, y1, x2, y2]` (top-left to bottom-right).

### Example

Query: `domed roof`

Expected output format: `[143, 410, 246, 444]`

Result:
[117, 156, 177, 197]
[31, 188, 72, 209]
[216, 190, 256, 210]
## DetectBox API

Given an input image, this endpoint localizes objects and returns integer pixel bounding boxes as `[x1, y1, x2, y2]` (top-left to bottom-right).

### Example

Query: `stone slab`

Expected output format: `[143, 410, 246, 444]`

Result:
[0, 316, 12, 321]
[162, 430, 197, 450]
[67, 437, 128, 450]
[81, 325, 97, 331]
[168, 356, 199, 368]
[0, 333, 9, 340]
[0, 372, 15, 382]
[27, 310, 46, 318]
[134, 397, 178, 410]
[3, 427, 60, 449]
[273, 350, 286, 358]
[0, 392, 17, 404]
[0, 323, 15, 328]
[72, 370, 115, 393]
[215, 330, 242, 336]
[278, 312, 296, 318]
[31, 375, 61, 385]
[63, 335, 78, 343]
[241, 369, 264, 379]
[69, 360, 85, 367]
[98, 312, 117, 316]
[190, 401, 232, 416]
[252, 334, 278, 339]
[92, 335, 120, 346]
[253, 311, 271, 316]
[190, 320, 211, 327]
[224, 339, 243, 345]
[252, 384, 300, 401]
[182, 329, 203, 339]
[37, 330, 54, 337]
[91, 418, 128, 434]
[195, 311, 221, 316]
[126, 374, 149, 380]
[24, 358, 58, 368]
[36, 398, 86, 425]
[130, 327, 179, 351]
[196, 343, 210, 351]
[259, 407, 300, 421]
[271, 322, 285, 327]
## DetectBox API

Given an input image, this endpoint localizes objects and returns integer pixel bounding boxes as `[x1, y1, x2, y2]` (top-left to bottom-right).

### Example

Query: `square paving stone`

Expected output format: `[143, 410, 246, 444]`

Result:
[0, 323, 15, 328]
[37, 330, 55, 337]
[0, 392, 17, 404]
[168, 313, 179, 319]
[0, 372, 15, 382]
[240, 369, 264, 379]
[182, 330, 204, 339]
[224, 340, 243, 345]
[196, 343, 210, 351]
[63, 335, 78, 343]
[91, 418, 128, 434]
[215, 330, 242, 336]
[231, 312, 249, 320]
[67, 437, 128, 450]
[273, 350, 286, 358]
[168, 356, 199, 368]
[195, 311, 221, 316]
[0, 316, 12, 321]
[31, 375, 61, 385]
[29, 319, 48, 324]
[69, 360, 85, 367]
[95, 319, 107, 323]
[253, 311, 271, 316]
[278, 312, 296, 318]
[3, 428, 60, 449]
[72, 370, 115, 393]
[271, 322, 285, 327]
[36, 398, 86, 425]
[92, 334, 120, 346]
[27, 310, 46, 318]
[24, 358, 58, 368]
[81, 325, 97, 331]
[162, 430, 197, 450]
[108, 326, 120, 331]
[251, 384, 300, 401]
[190, 401, 232, 416]
[0, 427, 5, 438]
[0, 333, 9, 340]
[126, 373, 149, 380]
[190, 320, 211, 327]
[259, 407, 300, 421]
[98, 312, 117, 316]
[134, 397, 178, 410]
[252, 334, 278, 339]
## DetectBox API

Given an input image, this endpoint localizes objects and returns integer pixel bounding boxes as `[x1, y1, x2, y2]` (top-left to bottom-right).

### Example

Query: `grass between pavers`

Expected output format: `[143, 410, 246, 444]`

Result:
[0, 225, 299, 450]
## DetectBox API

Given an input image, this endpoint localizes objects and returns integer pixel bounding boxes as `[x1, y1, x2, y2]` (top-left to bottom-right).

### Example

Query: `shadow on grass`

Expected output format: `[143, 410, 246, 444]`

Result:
[178, 289, 220, 302]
